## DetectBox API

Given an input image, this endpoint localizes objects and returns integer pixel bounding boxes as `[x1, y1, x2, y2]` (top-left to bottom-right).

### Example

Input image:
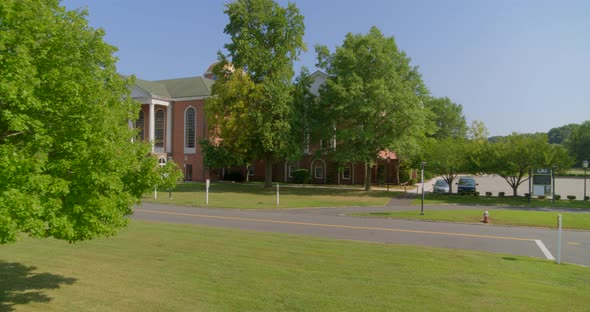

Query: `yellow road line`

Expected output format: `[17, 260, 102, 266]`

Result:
[568, 242, 581, 245]
[134, 209, 535, 242]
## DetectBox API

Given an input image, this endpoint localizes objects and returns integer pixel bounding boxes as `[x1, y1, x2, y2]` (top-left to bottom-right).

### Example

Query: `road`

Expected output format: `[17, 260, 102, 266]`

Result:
[132, 200, 590, 267]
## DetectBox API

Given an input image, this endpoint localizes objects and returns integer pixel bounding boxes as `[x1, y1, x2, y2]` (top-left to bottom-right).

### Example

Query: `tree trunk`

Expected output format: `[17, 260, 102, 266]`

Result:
[364, 162, 372, 191]
[395, 162, 400, 185]
[264, 154, 273, 188]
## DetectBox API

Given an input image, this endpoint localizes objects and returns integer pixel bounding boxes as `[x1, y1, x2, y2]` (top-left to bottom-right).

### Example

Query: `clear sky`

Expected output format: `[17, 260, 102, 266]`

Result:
[61, 0, 589, 137]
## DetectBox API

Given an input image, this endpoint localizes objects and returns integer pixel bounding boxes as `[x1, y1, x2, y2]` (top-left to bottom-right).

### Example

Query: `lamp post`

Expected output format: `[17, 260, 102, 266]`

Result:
[583, 160, 588, 201]
[420, 161, 427, 215]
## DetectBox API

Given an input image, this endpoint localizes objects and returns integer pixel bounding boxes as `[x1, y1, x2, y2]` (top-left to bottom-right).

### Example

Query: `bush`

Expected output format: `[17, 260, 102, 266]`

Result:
[399, 169, 411, 184]
[524, 193, 530, 199]
[554, 194, 561, 200]
[474, 192, 480, 197]
[567, 195, 576, 200]
[537, 195, 545, 199]
[498, 192, 505, 197]
[223, 171, 244, 182]
[423, 170, 434, 180]
[485, 192, 492, 197]
[409, 178, 417, 186]
[292, 169, 310, 184]
[585, 196, 589, 201]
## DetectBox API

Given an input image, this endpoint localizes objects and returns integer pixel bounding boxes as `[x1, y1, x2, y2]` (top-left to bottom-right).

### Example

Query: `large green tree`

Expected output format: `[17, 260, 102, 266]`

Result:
[316, 27, 429, 190]
[548, 123, 580, 145]
[205, 0, 306, 188]
[0, 0, 158, 243]
[421, 138, 474, 193]
[565, 121, 590, 165]
[484, 133, 573, 196]
[424, 97, 467, 139]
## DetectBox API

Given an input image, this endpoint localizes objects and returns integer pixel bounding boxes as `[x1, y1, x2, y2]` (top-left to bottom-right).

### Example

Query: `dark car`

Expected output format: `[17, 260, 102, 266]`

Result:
[457, 177, 477, 194]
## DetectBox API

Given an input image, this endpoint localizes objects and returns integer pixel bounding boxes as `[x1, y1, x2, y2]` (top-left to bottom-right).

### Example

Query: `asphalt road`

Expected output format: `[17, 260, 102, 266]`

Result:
[132, 200, 590, 267]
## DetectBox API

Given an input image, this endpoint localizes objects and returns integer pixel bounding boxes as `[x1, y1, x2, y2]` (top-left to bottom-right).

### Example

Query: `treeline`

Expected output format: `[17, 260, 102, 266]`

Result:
[488, 121, 590, 167]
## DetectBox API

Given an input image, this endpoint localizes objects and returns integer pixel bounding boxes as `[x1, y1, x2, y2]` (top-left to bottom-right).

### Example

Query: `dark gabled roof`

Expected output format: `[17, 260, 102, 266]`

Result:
[134, 76, 214, 99]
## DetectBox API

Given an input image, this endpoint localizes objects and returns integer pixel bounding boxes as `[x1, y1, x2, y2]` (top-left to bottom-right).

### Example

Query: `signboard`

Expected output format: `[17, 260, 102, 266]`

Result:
[532, 168, 552, 196]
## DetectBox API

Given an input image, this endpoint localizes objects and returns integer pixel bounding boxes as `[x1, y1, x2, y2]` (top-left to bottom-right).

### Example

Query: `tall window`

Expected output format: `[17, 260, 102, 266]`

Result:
[155, 109, 165, 148]
[185, 107, 196, 149]
[136, 111, 145, 140]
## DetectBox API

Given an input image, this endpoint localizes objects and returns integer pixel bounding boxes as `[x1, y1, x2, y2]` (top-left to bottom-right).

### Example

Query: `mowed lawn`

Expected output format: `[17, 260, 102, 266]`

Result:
[1, 222, 589, 311]
[144, 182, 394, 208]
[359, 209, 590, 230]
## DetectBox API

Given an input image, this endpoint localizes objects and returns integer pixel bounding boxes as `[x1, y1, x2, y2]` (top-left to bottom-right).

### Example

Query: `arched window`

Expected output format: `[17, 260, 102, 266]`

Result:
[155, 109, 165, 148]
[158, 157, 166, 167]
[135, 111, 145, 140]
[185, 107, 196, 150]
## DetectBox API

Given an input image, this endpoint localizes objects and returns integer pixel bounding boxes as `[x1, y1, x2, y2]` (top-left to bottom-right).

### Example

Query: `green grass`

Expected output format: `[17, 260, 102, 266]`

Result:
[145, 182, 394, 208]
[359, 209, 590, 230]
[415, 193, 590, 209]
[1, 221, 589, 311]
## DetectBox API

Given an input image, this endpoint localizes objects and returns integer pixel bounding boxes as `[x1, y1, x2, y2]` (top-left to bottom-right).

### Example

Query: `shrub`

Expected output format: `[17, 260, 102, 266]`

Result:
[485, 192, 492, 197]
[474, 192, 480, 197]
[292, 169, 310, 184]
[554, 194, 561, 200]
[585, 196, 589, 201]
[524, 193, 530, 198]
[567, 195, 576, 200]
[409, 178, 418, 186]
[537, 195, 545, 199]
[498, 192, 505, 197]
[223, 171, 244, 182]
[399, 169, 411, 184]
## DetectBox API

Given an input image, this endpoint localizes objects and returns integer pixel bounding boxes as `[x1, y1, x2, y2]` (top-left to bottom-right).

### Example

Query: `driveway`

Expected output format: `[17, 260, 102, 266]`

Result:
[133, 200, 590, 267]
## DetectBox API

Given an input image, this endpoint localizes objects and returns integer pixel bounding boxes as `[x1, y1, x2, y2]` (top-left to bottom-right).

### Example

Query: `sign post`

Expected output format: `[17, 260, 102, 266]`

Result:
[556, 214, 562, 264]
[532, 168, 552, 198]
[206, 179, 210, 206]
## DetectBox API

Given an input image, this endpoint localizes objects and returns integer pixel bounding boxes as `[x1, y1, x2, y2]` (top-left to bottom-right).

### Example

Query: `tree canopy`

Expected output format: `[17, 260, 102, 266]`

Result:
[421, 138, 474, 193]
[205, 0, 306, 188]
[564, 121, 590, 165]
[483, 133, 572, 196]
[0, 0, 158, 243]
[423, 97, 467, 140]
[315, 27, 429, 190]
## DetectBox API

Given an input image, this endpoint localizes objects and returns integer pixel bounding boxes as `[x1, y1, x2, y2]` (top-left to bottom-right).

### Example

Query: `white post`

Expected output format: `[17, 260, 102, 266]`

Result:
[276, 183, 280, 207]
[206, 179, 210, 206]
[154, 187, 157, 199]
[148, 103, 155, 153]
[556, 214, 562, 264]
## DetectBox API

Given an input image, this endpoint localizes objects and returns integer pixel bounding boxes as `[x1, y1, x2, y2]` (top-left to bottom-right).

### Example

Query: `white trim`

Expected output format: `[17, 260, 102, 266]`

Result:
[184, 106, 197, 154]
[166, 104, 172, 153]
[310, 158, 327, 183]
[154, 108, 165, 149]
[134, 96, 207, 103]
[148, 103, 155, 152]
[342, 166, 351, 180]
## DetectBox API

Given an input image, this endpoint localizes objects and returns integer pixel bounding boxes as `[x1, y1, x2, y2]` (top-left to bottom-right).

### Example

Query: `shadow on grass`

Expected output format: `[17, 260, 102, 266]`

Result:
[0, 261, 76, 312]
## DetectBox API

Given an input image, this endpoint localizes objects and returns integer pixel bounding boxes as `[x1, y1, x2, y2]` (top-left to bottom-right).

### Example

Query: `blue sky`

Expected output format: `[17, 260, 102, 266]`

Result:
[61, 0, 589, 136]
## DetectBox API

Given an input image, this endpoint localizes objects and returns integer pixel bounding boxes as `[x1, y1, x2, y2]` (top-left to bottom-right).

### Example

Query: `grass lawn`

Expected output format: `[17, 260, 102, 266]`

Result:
[0, 222, 589, 311]
[144, 182, 394, 208]
[415, 193, 590, 209]
[358, 209, 590, 230]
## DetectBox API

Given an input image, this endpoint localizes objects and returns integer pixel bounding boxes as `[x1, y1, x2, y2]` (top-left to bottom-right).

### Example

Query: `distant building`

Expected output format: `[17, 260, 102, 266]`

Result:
[130, 65, 399, 185]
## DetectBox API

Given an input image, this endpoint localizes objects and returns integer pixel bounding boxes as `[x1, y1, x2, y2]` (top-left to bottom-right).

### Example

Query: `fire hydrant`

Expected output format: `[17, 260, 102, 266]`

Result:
[483, 210, 490, 223]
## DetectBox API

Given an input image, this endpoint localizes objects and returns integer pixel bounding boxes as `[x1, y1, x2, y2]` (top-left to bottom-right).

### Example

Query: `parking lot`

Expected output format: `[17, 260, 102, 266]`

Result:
[424, 175, 589, 200]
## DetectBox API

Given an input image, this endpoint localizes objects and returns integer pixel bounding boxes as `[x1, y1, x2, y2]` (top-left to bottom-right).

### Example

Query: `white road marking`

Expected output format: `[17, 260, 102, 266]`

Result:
[535, 240, 555, 260]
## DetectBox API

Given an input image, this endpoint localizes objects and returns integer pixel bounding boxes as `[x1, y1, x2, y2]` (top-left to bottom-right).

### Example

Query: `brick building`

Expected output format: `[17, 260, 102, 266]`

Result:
[131, 67, 399, 185]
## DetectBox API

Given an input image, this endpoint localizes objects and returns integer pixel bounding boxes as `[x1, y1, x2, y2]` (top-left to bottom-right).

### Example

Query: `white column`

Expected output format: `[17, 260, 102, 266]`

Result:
[166, 103, 172, 153]
[149, 103, 155, 152]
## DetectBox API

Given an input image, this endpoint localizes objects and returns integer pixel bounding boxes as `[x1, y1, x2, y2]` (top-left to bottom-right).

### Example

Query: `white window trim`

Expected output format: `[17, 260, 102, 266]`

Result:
[184, 106, 197, 154]
[342, 167, 351, 180]
[154, 108, 165, 151]
[248, 166, 255, 176]
[314, 166, 323, 179]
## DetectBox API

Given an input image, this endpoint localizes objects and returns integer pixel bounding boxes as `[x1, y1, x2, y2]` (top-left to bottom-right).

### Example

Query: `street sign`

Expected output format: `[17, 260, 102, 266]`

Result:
[532, 168, 552, 196]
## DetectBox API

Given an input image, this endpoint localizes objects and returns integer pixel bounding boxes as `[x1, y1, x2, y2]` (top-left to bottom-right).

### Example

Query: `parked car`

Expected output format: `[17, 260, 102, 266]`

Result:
[457, 176, 478, 194]
[433, 179, 450, 193]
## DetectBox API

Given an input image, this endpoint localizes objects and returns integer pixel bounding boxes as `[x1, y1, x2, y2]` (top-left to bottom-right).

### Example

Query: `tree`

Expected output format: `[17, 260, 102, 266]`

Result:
[565, 121, 590, 165]
[0, 0, 158, 243]
[421, 138, 474, 193]
[468, 120, 489, 142]
[423, 97, 467, 139]
[485, 133, 573, 196]
[316, 27, 429, 190]
[205, 0, 306, 188]
[548, 123, 580, 145]
[156, 161, 184, 199]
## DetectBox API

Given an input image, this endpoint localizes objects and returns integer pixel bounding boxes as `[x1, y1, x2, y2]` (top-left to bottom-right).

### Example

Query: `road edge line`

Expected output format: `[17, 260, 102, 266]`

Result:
[535, 239, 555, 260]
